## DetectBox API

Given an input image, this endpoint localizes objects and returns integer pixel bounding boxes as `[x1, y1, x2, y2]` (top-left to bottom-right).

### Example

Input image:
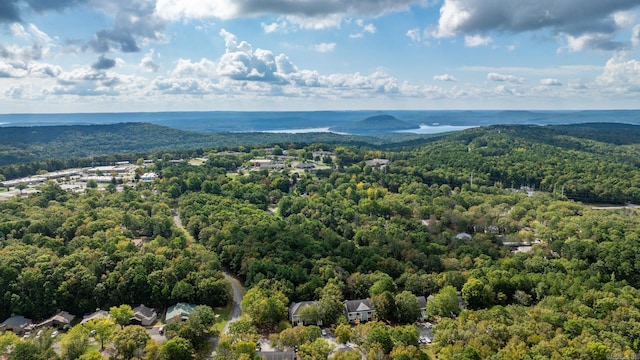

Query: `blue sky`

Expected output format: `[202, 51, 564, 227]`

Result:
[1, 0, 639, 113]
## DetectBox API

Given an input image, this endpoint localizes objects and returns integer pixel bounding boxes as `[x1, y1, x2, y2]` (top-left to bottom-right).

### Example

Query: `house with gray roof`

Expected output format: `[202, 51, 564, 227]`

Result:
[131, 304, 157, 327]
[344, 298, 375, 323]
[289, 301, 322, 326]
[80, 309, 110, 324]
[364, 159, 390, 169]
[36, 311, 75, 329]
[417, 296, 427, 321]
[0, 315, 32, 335]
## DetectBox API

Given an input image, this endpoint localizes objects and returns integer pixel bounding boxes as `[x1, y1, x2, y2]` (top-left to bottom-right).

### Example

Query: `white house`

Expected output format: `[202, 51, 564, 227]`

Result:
[344, 299, 375, 323]
[289, 301, 322, 326]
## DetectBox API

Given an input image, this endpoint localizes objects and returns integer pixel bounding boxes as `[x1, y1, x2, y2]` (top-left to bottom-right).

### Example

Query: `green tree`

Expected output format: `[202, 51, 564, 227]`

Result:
[143, 340, 162, 360]
[110, 304, 135, 328]
[15, 182, 27, 194]
[390, 325, 419, 347]
[275, 326, 310, 348]
[298, 303, 321, 325]
[241, 287, 288, 328]
[426, 286, 460, 320]
[395, 291, 421, 324]
[113, 325, 151, 360]
[0, 332, 19, 354]
[79, 352, 104, 360]
[9, 342, 41, 360]
[318, 280, 345, 325]
[160, 337, 193, 360]
[298, 338, 334, 360]
[85, 317, 115, 351]
[86, 179, 98, 189]
[335, 324, 353, 344]
[178, 305, 218, 349]
[461, 277, 494, 309]
[171, 280, 195, 302]
[390, 345, 430, 360]
[332, 350, 361, 360]
[227, 316, 259, 343]
[369, 275, 397, 296]
[367, 324, 394, 354]
[371, 291, 397, 322]
[60, 324, 90, 360]
[233, 340, 258, 359]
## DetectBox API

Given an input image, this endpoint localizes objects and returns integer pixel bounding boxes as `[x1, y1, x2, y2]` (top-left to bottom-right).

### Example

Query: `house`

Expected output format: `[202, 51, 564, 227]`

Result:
[0, 315, 32, 335]
[249, 159, 285, 170]
[344, 299, 375, 323]
[80, 309, 110, 324]
[140, 173, 157, 181]
[289, 301, 322, 326]
[165, 303, 196, 323]
[312, 151, 333, 159]
[364, 159, 390, 169]
[131, 304, 157, 327]
[295, 163, 315, 170]
[131, 238, 143, 249]
[36, 311, 75, 329]
[455, 232, 472, 241]
[251, 159, 273, 168]
[417, 296, 427, 321]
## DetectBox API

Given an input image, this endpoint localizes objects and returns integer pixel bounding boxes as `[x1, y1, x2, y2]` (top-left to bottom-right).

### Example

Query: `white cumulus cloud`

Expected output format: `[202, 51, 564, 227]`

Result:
[464, 34, 492, 47]
[312, 43, 336, 53]
[434, 74, 457, 81]
[596, 54, 640, 92]
[406, 28, 422, 42]
[139, 49, 160, 73]
[540, 78, 562, 86]
[487, 72, 525, 83]
[350, 20, 377, 38]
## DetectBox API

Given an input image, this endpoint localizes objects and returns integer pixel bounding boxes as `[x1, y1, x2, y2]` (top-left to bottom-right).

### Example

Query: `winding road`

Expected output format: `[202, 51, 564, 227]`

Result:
[222, 272, 246, 333]
[171, 207, 246, 333]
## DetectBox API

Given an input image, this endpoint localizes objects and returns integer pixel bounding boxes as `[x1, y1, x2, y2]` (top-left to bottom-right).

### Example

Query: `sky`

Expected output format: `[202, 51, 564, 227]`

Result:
[1, 0, 640, 113]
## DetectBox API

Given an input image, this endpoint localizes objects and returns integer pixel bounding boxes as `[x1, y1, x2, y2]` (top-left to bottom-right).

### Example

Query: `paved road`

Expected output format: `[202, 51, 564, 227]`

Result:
[222, 272, 246, 334]
[171, 207, 246, 334]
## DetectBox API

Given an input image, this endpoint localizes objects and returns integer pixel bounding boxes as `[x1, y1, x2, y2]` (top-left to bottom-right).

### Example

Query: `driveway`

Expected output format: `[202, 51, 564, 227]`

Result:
[147, 325, 166, 343]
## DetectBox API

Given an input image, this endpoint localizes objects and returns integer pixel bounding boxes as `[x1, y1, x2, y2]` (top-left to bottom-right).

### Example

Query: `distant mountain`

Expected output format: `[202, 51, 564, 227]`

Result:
[330, 114, 419, 134]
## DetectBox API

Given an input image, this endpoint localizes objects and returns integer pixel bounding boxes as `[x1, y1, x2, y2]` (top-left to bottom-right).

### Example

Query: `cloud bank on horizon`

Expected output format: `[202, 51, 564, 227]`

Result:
[0, 0, 639, 112]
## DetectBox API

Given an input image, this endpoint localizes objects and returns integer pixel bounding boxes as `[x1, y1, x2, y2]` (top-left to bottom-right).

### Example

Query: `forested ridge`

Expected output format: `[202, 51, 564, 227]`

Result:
[2, 123, 640, 359]
[0, 123, 411, 168]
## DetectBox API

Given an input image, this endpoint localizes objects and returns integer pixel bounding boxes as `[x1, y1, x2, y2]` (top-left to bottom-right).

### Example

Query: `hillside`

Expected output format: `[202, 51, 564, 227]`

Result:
[0, 122, 425, 168]
[329, 114, 420, 134]
[3, 123, 640, 359]
[4, 122, 640, 205]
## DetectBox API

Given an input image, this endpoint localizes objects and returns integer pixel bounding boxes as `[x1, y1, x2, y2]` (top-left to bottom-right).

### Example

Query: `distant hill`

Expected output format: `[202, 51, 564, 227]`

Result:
[4, 121, 640, 185]
[0, 122, 427, 170]
[329, 114, 419, 134]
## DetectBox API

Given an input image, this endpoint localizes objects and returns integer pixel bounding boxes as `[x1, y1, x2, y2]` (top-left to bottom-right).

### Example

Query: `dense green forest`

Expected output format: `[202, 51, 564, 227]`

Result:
[0, 123, 418, 168]
[2, 123, 640, 359]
